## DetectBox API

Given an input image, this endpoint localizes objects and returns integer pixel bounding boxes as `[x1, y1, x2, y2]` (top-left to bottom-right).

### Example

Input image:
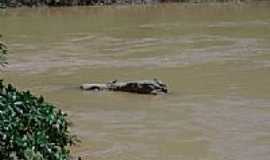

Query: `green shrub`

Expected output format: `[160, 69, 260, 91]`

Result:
[0, 81, 76, 159]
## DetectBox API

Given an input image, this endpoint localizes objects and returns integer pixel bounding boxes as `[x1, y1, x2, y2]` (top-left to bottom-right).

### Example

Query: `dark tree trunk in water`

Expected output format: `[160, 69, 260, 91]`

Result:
[80, 79, 168, 95]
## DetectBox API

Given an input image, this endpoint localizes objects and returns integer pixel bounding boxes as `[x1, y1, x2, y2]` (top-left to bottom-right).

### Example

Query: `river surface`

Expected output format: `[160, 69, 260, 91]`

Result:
[1, 3, 270, 160]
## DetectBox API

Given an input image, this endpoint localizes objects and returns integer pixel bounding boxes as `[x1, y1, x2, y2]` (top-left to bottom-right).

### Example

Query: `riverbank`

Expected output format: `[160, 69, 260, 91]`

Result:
[0, 0, 264, 8]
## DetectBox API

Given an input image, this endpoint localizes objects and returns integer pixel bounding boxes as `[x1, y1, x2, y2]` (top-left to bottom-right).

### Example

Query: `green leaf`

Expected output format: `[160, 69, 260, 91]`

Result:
[0, 81, 77, 159]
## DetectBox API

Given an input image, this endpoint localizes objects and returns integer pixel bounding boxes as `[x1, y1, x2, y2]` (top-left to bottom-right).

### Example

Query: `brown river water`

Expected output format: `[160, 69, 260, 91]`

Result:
[1, 3, 270, 160]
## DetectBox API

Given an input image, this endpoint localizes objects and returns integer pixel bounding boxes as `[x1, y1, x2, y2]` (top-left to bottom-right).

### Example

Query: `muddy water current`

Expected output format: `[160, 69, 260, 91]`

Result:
[1, 3, 270, 160]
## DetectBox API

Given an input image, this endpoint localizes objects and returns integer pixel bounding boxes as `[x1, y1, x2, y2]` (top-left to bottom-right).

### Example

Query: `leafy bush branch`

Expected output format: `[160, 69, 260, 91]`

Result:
[0, 36, 78, 160]
[0, 81, 77, 159]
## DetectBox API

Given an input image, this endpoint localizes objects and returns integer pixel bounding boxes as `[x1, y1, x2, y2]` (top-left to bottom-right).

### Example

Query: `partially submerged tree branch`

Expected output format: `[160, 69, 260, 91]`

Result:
[0, 35, 8, 67]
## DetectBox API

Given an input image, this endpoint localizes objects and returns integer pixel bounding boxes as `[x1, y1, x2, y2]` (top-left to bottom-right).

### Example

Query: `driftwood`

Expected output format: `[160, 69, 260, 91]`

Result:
[80, 79, 168, 95]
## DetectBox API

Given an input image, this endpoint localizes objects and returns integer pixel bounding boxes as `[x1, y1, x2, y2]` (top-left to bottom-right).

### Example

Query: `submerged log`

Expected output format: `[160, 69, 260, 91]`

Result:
[80, 79, 168, 95]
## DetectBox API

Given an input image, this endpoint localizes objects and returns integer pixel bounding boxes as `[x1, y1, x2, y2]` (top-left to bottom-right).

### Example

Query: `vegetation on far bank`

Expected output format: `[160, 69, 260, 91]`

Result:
[0, 0, 266, 8]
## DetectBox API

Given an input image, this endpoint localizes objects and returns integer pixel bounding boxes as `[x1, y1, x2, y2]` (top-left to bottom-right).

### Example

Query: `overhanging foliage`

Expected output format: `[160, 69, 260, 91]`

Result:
[0, 81, 76, 159]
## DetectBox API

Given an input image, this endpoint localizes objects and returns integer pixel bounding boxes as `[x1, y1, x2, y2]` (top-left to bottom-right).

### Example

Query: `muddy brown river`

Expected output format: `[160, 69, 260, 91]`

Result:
[1, 3, 270, 160]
